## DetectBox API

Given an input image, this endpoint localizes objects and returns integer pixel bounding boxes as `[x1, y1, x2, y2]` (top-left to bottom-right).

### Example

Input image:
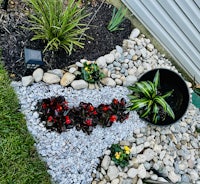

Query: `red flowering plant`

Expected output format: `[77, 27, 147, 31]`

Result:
[97, 98, 129, 127]
[37, 96, 129, 135]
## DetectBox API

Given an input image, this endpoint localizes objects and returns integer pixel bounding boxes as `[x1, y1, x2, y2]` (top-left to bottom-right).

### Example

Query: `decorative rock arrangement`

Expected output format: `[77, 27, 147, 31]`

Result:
[21, 28, 178, 90]
[17, 28, 200, 184]
[91, 106, 200, 184]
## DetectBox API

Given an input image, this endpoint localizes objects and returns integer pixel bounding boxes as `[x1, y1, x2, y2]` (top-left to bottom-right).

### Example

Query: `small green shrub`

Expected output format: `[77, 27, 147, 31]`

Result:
[81, 61, 105, 83]
[107, 7, 127, 32]
[27, 0, 90, 54]
[128, 70, 175, 123]
[110, 144, 130, 168]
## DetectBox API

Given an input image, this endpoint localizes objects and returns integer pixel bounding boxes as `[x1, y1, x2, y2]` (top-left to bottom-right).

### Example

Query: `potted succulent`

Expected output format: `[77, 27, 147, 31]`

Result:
[128, 68, 190, 126]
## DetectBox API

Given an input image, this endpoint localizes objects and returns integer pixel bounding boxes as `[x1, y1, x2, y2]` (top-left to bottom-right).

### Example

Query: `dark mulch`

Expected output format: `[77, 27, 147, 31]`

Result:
[0, 0, 132, 81]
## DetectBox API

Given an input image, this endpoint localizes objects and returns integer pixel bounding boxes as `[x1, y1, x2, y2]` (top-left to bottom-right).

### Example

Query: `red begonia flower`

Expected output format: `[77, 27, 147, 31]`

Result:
[113, 98, 119, 105]
[85, 118, 93, 126]
[109, 115, 117, 123]
[47, 116, 53, 122]
[65, 116, 71, 125]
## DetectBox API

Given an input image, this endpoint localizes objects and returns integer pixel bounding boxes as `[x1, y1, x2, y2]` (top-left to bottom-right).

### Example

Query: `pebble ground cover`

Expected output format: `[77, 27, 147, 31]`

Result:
[1, 0, 200, 184]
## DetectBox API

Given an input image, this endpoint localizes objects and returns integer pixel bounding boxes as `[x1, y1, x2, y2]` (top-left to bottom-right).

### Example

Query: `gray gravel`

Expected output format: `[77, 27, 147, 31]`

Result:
[10, 28, 200, 184]
[11, 82, 145, 184]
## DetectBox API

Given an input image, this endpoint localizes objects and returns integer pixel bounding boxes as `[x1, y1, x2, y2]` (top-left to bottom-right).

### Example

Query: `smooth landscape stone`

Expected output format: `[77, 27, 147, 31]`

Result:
[75, 61, 83, 67]
[143, 148, 155, 161]
[127, 168, 138, 178]
[123, 75, 137, 86]
[22, 76, 34, 86]
[115, 79, 122, 85]
[104, 53, 115, 64]
[101, 77, 116, 87]
[101, 68, 109, 77]
[147, 43, 154, 51]
[42, 72, 60, 84]
[111, 178, 119, 184]
[132, 55, 138, 61]
[88, 83, 95, 90]
[116, 45, 123, 54]
[129, 28, 140, 40]
[32, 68, 44, 82]
[60, 72, 75, 87]
[168, 171, 181, 183]
[47, 69, 64, 78]
[68, 67, 77, 74]
[96, 56, 107, 68]
[71, 80, 88, 90]
[107, 166, 119, 180]
[101, 155, 111, 171]
[137, 164, 146, 179]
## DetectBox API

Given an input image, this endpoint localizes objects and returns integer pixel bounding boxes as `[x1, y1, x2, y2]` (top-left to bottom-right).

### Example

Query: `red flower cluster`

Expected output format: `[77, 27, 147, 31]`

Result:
[38, 96, 129, 135]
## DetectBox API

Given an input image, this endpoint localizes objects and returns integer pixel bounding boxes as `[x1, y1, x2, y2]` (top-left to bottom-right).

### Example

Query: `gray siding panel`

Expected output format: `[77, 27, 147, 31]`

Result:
[194, 0, 200, 9]
[122, 0, 200, 83]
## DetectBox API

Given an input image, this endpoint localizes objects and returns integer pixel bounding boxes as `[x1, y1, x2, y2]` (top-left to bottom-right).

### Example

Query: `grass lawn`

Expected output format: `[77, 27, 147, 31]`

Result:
[0, 58, 51, 183]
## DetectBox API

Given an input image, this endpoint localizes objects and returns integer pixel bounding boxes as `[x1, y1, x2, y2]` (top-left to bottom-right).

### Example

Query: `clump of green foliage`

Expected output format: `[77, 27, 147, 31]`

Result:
[110, 144, 130, 168]
[107, 7, 127, 32]
[128, 70, 175, 123]
[81, 61, 105, 83]
[27, 0, 90, 54]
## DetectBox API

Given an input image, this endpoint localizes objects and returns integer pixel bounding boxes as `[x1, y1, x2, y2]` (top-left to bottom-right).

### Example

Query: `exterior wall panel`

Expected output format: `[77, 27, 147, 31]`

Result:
[122, 0, 200, 82]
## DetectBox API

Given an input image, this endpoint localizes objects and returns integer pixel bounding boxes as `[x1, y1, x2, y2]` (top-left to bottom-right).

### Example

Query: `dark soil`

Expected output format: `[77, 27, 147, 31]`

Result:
[0, 0, 133, 81]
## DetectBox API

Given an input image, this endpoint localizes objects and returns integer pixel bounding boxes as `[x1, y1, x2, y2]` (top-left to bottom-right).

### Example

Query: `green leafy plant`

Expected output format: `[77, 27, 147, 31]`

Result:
[37, 96, 129, 135]
[107, 7, 127, 32]
[128, 70, 175, 123]
[81, 61, 105, 83]
[110, 144, 130, 168]
[27, 0, 90, 54]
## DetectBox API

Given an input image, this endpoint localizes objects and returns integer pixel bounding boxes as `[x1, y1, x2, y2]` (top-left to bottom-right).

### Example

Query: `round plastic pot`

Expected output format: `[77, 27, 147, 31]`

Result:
[138, 68, 190, 126]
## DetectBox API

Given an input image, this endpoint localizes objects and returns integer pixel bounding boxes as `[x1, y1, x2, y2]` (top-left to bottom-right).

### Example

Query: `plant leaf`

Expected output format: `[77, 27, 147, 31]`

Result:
[128, 98, 149, 111]
[162, 89, 174, 99]
[153, 70, 160, 91]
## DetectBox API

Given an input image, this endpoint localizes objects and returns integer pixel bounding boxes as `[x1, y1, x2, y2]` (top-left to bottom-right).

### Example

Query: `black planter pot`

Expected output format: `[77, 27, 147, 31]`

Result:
[138, 68, 190, 126]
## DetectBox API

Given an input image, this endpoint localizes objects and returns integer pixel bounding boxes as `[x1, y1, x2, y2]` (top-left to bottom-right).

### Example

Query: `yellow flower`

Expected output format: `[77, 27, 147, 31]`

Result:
[84, 67, 89, 71]
[115, 152, 121, 160]
[124, 146, 130, 154]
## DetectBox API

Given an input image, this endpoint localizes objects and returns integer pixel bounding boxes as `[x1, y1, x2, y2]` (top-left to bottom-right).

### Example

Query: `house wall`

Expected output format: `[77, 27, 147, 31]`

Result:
[122, 0, 200, 83]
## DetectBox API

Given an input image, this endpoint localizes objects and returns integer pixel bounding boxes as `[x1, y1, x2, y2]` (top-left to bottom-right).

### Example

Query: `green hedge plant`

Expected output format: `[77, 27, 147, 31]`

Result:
[27, 0, 90, 54]
[128, 70, 175, 123]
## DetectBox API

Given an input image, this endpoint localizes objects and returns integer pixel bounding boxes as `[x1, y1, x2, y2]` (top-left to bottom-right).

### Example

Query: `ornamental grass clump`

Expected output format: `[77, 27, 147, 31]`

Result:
[27, 0, 90, 54]
[110, 144, 130, 168]
[37, 96, 129, 135]
[107, 7, 127, 32]
[81, 61, 105, 83]
[128, 70, 175, 123]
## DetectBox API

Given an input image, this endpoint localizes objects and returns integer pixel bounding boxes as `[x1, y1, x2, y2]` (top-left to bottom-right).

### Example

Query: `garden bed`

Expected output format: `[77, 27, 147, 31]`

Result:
[1, 0, 200, 184]
[0, 0, 132, 81]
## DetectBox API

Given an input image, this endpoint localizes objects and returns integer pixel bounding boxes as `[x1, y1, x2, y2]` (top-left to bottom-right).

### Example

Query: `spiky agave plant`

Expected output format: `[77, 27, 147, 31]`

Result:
[128, 70, 175, 123]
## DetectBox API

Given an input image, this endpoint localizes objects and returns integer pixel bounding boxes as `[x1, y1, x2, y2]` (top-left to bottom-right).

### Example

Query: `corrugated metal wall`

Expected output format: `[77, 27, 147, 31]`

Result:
[122, 0, 200, 82]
